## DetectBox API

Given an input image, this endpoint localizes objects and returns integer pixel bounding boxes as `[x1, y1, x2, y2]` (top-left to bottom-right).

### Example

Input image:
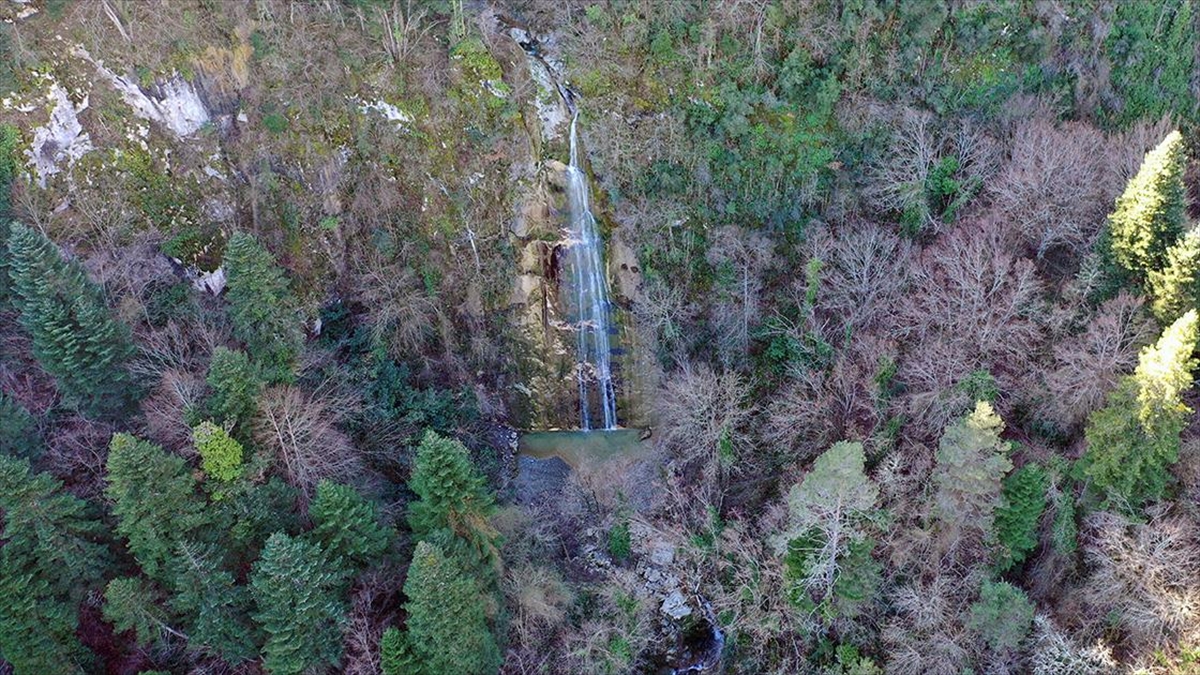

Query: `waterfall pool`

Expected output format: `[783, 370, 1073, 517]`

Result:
[518, 429, 649, 468]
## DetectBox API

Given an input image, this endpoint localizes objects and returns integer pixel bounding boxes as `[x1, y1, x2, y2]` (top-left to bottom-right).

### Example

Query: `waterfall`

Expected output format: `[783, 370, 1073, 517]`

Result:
[566, 114, 618, 430]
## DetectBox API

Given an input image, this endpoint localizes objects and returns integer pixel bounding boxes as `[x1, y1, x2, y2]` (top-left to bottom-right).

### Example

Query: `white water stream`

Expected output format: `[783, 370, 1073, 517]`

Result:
[565, 114, 618, 430]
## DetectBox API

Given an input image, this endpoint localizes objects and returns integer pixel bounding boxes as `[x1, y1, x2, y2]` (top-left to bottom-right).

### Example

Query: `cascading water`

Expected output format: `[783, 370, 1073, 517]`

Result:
[566, 114, 618, 430]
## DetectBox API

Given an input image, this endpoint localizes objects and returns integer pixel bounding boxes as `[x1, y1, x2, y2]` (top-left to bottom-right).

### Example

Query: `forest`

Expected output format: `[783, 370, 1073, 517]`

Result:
[1, 0, 1200, 674]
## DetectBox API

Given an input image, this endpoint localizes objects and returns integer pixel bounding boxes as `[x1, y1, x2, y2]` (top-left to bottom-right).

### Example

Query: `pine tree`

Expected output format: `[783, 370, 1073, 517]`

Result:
[251, 532, 350, 675]
[1084, 310, 1199, 507]
[193, 421, 244, 484]
[408, 430, 497, 559]
[0, 392, 40, 459]
[1106, 130, 1187, 280]
[222, 233, 303, 383]
[775, 441, 879, 610]
[932, 401, 1013, 543]
[6, 223, 137, 418]
[396, 541, 501, 675]
[994, 464, 1049, 571]
[968, 580, 1034, 654]
[1149, 226, 1200, 322]
[0, 455, 107, 674]
[309, 480, 393, 569]
[206, 346, 262, 431]
[106, 433, 208, 581]
[169, 539, 258, 662]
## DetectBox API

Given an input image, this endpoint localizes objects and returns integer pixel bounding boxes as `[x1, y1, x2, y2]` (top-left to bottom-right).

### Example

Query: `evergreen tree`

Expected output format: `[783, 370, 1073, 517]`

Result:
[193, 421, 244, 484]
[0, 124, 22, 306]
[0, 392, 40, 459]
[6, 223, 137, 418]
[206, 346, 262, 432]
[0, 455, 106, 674]
[222, 233, 303, 383]
[251, 532, 349, 675]
[169, 539, 258, 662]
[968, 580, 1034, 654]
[103, 577, 173, 646]
[994, 464, 1049, 571]
[1106, 130, 1187, 280]
[1084, 310, 1199, 507]
[932, 401, 1013, 542]
[106, 433, 207, 581]
[775, 441, 879, 611]
[1149, 226, 1200, 322]
[408, 430, 497, 559]
[380, 627, 421, 675]
[395, 541, 501, 675]
[309, 480, 393, 569]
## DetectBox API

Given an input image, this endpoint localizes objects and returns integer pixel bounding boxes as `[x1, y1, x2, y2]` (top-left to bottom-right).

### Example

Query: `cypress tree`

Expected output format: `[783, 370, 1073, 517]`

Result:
[309, 480, 393, 569]
[0, 455, 107, 674]
[6, 223, 137, 418]
[251, 532, 349, 675]
[395, 541, 501, 675]
[1084, 310, 1199, 507]
[192, 421, 244, 484]
[106, 433, 208, 581]
[1106, 130, 1187, 280]
[222, 233, 303, 383]
[1149, 225, 1200, 322]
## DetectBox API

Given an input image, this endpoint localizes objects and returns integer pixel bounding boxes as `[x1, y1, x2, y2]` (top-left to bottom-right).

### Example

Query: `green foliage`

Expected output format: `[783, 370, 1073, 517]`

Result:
[408, 430, 497, 557]
[6, 223, 138, 418]
[371, 358, 476, 433]
[1084, 310, 1199, 508]
[607, 520, 632, 562]
[206, 346, 262, 430]
[106, 433, 206, 581]
[169, 540, 257, 662]
[193, 421, 244, 484]
[994, 464, 1049, 571]
[380, 627, 420, 675]
[0, 455, 107, 674]
[222, 232, 303, 383]
[778, 441, 879, 615]
[1150, 227, 1200, 322]
[263, 112, 289, 134]
[251, 532, 349, 675]
[1105, 1, 1198, 126]
[1105, 131, 1187, 280]
[396, 541, 501, 675]
[103, 577, 168, 646]
[933, 402, 1013, 536]
[308, 480, 392, 569]
[0, 392, 39, 459]
[968, 580, 1035, 653]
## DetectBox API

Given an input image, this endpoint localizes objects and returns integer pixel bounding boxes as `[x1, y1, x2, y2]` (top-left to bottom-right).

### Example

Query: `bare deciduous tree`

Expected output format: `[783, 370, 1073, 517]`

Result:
[654, 363, 752, 507]
[1080, 510, 1200, 655]
[1039, 292, 1155, 430]
[990, 118, 1113, 257]
[253, 384, 362, 496]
